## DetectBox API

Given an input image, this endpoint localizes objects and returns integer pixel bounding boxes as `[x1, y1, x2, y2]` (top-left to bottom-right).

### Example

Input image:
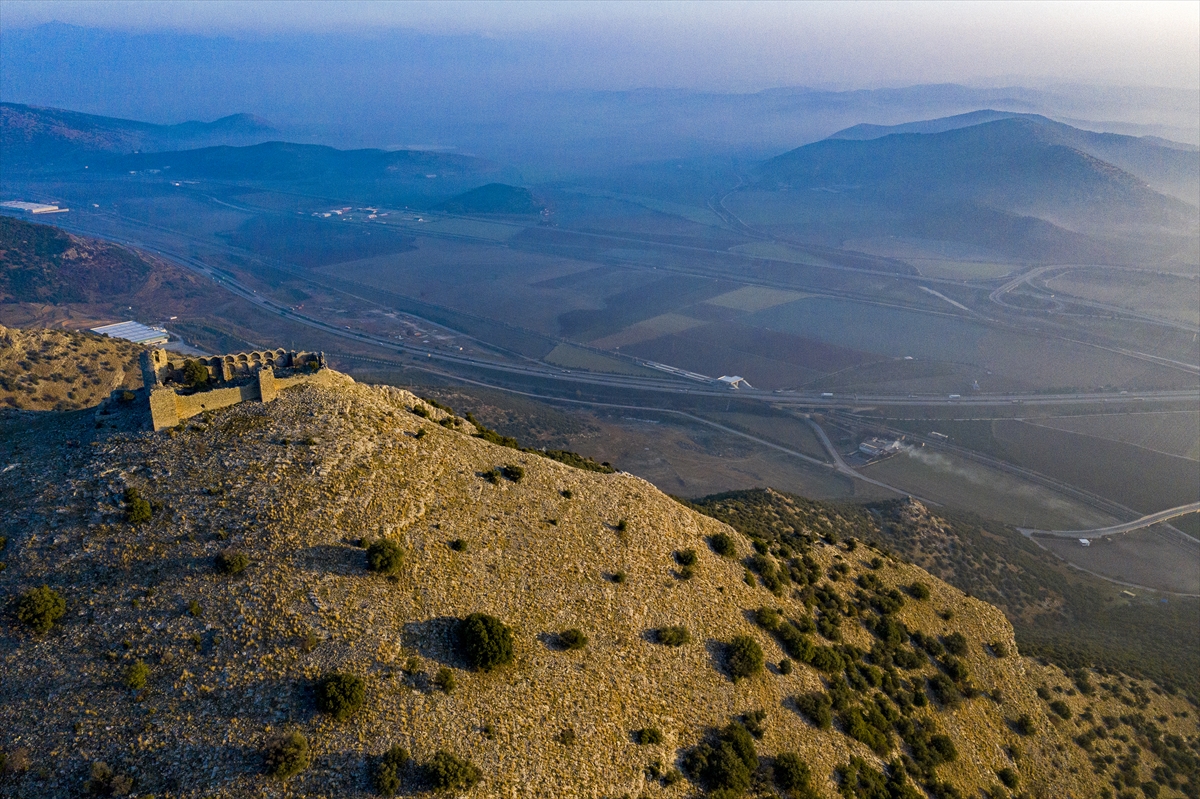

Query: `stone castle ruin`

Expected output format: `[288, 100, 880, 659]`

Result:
[140, 347, 332, 431]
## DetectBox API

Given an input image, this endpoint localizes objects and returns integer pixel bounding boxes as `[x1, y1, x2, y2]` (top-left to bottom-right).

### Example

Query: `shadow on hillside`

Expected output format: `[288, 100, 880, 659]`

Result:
[705, 638, 737, 683]
[297, 543, 365, 577]
[400, 616, 468, 669]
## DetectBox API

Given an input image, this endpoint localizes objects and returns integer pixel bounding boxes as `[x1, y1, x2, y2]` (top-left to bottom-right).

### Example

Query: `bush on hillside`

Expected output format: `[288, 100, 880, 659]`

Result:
[426, 751, 481, 791]
[682, 722, 758, 795]
[366, 539, 404, 575]
[726, 636, 764, 682]
[774, 751, 817, 796]
[215, 549, 249, 575]
[635, 727, 664, 745]
[434, 667, 456, 694]
[459, 613, 515, 671]
[675, 548, 698, 567]
[656, 625, 690, 647]
[709, 532, 737, 558]
[316, 672, 366, 721]
[942, 632, 969, 656]
[500, 464, 524, 483]
[908, 581, 931, 600]
[123, 659, 150, 690]
[124, 487, 152, 524]
[372, 745, 410, 796]
[794, 691, 833, 729]
[15, 585, 66, 633]
[559, 628, 588, 650]
[264, 731, 310, 779]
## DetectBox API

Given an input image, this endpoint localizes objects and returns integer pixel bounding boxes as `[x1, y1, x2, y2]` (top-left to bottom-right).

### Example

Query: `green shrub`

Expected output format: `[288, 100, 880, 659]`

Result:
[927, 673, 961, 707]
[372, 745, 411, 793]
[16, 585, 66, 633]
[1014, 714, 1036, 735]
[555, 728, 577, 745]
[366, 539, 404, 575]
[727, 635, 764, 682]
[635, 727, 664, 745]
[710, 532, 737, 558]
[448, 538, 467, 552]
[996, 766, 1019, 789]
[180, 359, 210, 388]
[610, 570, 627, 584]
[615, 518, 628, 533]
[809, 646, 845, 673]
[774, 751, 816, 795]
[753, 606, 782, 630]
[426, 751, 481, 791]
[794, 692, 832, 729]
[500, 464, 524, 482]
[265, 731, 310, 779]
[459, 613, 514, 672]
[83, 761, 133, 795]
[124, 488, 152, 524]
[656, 625, 690, 647]
[779, 658, 793, 675]
[909, 581, 931, 600]
[123, 659, 150, 690]
[1049, 699, 1072, 720]
[434, 667, 456, 694]
[942, 632, 969, 656]
[559, 628, 588, 650]
[187, 600, 202, 617]
[683, 723, 757, 795]
[316, 672, 366, 721]
[675, 549, 698, 567]
[215, 549, 249, 575]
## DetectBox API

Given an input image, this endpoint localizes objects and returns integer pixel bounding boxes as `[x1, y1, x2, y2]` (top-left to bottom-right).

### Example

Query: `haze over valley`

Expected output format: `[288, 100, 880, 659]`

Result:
[1, 3, 1198, 798]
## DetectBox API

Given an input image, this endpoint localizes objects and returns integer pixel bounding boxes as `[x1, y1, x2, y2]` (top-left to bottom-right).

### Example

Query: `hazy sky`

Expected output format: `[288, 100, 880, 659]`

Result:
[3, 0, 1197, 91]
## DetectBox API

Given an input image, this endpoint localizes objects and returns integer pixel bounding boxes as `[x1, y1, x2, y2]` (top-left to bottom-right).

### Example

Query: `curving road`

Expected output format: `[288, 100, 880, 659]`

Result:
[1019, 502, 1200, 541]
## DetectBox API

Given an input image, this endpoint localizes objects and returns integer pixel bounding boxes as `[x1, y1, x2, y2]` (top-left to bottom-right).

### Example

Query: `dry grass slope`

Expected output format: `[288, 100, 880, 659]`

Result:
[0, 341, 1196, 798]
[0, 324, 142, 410]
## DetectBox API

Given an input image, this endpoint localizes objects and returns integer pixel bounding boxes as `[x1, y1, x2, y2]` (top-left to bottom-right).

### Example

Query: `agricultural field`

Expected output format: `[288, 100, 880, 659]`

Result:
[1044, 267, 1200, 327]
[1033, 526, 1200, 595]
[702, 284, 813, 311]
[588, 312, 705, 349]
[860, 445, 1118, 530]
[1022, 410, 1200, 461]
[541, 342, 660, 376]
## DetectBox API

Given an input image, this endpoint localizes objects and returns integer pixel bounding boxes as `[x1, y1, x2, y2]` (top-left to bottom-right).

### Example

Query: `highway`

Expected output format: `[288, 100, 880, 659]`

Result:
[1019, 502, 1200, 540]
[25, 208, 1200, 411]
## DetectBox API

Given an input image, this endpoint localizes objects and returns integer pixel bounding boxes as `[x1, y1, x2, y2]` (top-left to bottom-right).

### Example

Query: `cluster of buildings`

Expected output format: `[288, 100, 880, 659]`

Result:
[858, 437, 903, 458]
[1, 200, 69, 214]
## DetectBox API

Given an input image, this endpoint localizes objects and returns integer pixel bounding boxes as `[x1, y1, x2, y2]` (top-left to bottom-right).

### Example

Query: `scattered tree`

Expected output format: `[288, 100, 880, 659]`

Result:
[459, 613, 515, 672]
[15, 585, 66, 633]
[316, 672, 366, 721]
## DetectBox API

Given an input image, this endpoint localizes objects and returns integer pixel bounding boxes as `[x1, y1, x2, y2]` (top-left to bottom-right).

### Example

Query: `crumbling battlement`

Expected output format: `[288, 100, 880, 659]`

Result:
[139, 348, 332, 431]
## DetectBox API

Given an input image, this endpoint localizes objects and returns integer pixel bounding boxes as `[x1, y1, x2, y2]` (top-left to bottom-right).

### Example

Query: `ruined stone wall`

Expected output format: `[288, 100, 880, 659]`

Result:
[139, 347, 331, 431]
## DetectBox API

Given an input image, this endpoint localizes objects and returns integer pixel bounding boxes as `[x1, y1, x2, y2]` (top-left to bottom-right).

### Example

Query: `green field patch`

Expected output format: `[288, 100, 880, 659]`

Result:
[728, 241, 833, 267]
[906, 259, 1020, 280]
[589, 313, 706, 349]
[543, 343, 661, 376]
[703, 285, 813, 312]
[1022, 411, 1200, 462]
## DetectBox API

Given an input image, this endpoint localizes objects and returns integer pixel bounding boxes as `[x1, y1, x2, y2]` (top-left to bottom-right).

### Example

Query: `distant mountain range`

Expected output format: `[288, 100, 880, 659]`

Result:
[745, 115, 1199, 264]
[827, 110, 1199, 205]
[0, 102, 280, 168]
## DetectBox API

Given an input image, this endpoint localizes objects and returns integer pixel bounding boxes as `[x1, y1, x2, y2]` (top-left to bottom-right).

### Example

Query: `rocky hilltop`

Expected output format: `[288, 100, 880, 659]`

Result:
[1, 347, 1197, 798]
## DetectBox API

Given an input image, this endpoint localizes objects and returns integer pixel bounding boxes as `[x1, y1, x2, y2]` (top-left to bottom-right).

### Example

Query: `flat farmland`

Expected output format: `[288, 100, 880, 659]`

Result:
[542, 343, 661, 377]
[621, 321, 873, 389]
[748, 297, 1197, 391]
[1022, 411, 1200, 461]
[316, 237, 620, 339]
[1044, 268, 1200, 327]
[1033, 526, 1200, 595]
[382, 215, 523, 242]
[991, 420, 1200, 514]
[703, 285, 813, 312]
[589, 312, 705, 349]
[861, 446, 1118, 530]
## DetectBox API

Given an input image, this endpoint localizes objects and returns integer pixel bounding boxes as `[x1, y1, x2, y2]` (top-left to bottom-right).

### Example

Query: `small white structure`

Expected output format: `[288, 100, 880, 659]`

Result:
[716, 375, 752, 389]
[1078, 538, 1091, 547]
[1, 200, 68, 214]
[859, 437, 903, 458]
[91, 321, 170, 346]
